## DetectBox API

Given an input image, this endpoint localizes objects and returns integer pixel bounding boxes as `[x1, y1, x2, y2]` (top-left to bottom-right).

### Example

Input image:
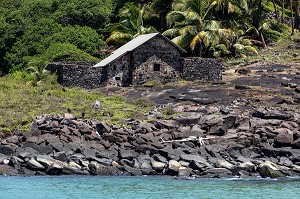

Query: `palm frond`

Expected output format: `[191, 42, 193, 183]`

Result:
[172, 34, 194, 49]
[163, 28, 180, 37]
[179, 25, 198, 36]
[203, 20, 220, 30]
[166, 11, 186, 26]
[106, 32, 133, 44]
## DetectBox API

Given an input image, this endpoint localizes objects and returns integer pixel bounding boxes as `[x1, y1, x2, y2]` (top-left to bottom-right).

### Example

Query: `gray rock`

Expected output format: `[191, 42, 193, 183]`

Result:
[216, 159, 234, 170]
[190, 160, 208, 171]
[96, 122, 111, 135]
[53, 151, 68, 162]
[27, 157, 45, 170]
[259, 165, 284, 178]
[6, 136, 19, 144]
[17, 147, 39, 159]
[275, 128, 294, 147]
[83, 148, 96, 159]
[180, 154, 207, 164]
[178, 166, 192, 176]
[23, 142, 52, 155]
[119, 149, 138, 160]
[88, 161, 119, 175]
[140, 160, 152, 170]
[167, 160, 181, 175]
[159, 146, 185, 161]
[152, 154, 168, 163]
[293, 138, 300, 149]
[0, 165, 19, 176]
[0, 154, 8, 164]
[124, 165, 143, 176]
[151, 161, 166, 172]
[279, 157, 293, 167]
[46, 161, 65, 175]
[96, 150, 117, 161]
[0, 145, 15, 156]
[90, 157, 112, 166]
[155, 120, 176, 130]
[258, 161, 284, 178]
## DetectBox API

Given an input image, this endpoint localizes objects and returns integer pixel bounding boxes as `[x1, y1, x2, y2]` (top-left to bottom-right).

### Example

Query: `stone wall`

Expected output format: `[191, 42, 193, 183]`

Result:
[131, 35, 184, 85]
[100, 53, 131, 87]
[132, 55, 181, 85]
[183, 57, 222, 81]
[47, 61, 102, 89]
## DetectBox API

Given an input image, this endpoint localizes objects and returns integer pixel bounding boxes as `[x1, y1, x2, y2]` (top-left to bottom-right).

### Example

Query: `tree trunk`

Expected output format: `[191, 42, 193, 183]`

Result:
[295, 0, 300, 29]
[291, 0, 295, 35]
[159, 12, 167, 31]
[272, 0, 279, 19]
[282, 2, 285, 23]
[260, 31, 267, 48]
[254, 0, 263, 29]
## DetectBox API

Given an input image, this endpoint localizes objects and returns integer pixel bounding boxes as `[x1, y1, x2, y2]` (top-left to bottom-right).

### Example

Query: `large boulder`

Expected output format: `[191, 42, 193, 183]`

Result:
[0, 165, 19, 176]
[118, 149, 138, 160]
[151, 161, 166, 172]
[0, 145, 15, 156]
[293, 138, 300, 149]
[27, 157, 46, 170]
[88, 161, 119, 175]
[258, 161, 284, 178]
[275, 128, 294, 147]
[178, 166, 192, 176]
[216, 159, 234, 170]
[167, 160, 181, 176]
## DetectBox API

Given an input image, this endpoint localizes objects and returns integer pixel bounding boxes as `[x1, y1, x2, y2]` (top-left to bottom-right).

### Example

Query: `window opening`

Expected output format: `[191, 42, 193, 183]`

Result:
[154, 63, 160, 71]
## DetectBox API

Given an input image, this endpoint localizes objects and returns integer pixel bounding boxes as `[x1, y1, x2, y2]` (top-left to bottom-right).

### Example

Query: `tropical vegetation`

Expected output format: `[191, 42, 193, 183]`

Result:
[0, 0, 299, 75]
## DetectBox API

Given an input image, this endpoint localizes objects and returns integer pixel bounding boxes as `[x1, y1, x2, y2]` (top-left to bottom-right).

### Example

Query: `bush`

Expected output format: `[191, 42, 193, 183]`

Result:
[42, 42, 99, 62]
[9, 70, 35, 81]
[142, 80, 163, 87]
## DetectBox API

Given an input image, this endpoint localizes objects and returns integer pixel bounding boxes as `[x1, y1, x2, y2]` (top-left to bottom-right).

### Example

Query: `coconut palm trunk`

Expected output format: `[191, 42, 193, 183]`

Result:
[295, 0, 300, 29]
[291, 0, 295, 35]
[282, 1, 285, 23]
[272, 0, 279, 19]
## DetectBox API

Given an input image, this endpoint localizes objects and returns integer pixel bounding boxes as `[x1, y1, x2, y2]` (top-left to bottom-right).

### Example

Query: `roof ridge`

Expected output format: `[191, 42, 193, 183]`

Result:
[93, 32, 186, 68]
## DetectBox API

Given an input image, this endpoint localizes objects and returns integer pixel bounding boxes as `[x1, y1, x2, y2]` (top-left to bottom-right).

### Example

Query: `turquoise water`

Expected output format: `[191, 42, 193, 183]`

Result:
[1, 176, 300, 199]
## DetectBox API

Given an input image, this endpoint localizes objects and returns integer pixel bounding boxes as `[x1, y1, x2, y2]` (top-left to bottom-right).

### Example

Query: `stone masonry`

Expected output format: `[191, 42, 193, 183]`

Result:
[183, 57, 222, 81]
[47, 61, 102, 89]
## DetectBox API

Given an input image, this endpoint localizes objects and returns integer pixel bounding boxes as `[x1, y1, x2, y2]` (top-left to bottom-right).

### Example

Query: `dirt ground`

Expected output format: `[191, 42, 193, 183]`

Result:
[99, 62, 300, 110]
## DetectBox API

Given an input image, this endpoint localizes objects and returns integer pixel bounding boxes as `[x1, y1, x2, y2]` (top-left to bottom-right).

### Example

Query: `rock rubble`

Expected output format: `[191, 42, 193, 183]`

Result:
[1, 106, 300, 179]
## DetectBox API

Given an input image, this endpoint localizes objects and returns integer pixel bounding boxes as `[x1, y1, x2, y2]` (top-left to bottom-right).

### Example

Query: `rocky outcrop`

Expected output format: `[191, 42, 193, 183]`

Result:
[1, 106, 300, 178]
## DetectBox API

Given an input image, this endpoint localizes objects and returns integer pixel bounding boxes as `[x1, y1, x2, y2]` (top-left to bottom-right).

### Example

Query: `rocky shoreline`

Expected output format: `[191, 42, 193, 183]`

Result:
[1, 104, 300, 178]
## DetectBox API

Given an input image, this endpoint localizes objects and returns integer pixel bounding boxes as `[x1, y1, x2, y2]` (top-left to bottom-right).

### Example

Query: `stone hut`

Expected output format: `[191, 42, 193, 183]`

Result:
[94, 33, 187, 86]
[48, 33, 222, 88]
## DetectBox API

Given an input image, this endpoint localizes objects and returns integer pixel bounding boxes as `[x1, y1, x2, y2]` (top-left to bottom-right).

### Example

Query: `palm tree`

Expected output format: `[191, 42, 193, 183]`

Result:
[26, 58, 50, 84]
[106, 3, 156, 45]
[163, 0, 232, 56]
[151, 0, 174, 31]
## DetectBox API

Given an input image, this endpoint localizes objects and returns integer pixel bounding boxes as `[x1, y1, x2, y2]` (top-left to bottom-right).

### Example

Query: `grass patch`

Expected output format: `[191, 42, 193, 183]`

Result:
[0, 75, 153, 134]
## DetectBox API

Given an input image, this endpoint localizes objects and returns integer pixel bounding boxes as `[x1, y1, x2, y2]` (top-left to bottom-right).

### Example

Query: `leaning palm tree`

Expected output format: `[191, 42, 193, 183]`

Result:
[163, 0, 233, 56]
[106, 3, 156, 45]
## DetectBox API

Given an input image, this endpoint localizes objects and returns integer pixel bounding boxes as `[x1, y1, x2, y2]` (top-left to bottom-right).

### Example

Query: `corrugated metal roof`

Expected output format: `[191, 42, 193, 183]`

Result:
[93, 33, 186, 68]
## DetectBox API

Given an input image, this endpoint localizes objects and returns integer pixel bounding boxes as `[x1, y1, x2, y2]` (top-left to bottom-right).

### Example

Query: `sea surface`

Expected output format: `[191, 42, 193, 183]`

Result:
[1, 176, 300, 199]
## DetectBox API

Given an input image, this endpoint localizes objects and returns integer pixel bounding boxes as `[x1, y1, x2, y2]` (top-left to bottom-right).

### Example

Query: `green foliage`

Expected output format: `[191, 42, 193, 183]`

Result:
[41, 43, 99, 62]
[0, 75, 151, 134]
[0, 0, 112, 74]
[107, 3, 157, 45]
[142, 80, 163, 87]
